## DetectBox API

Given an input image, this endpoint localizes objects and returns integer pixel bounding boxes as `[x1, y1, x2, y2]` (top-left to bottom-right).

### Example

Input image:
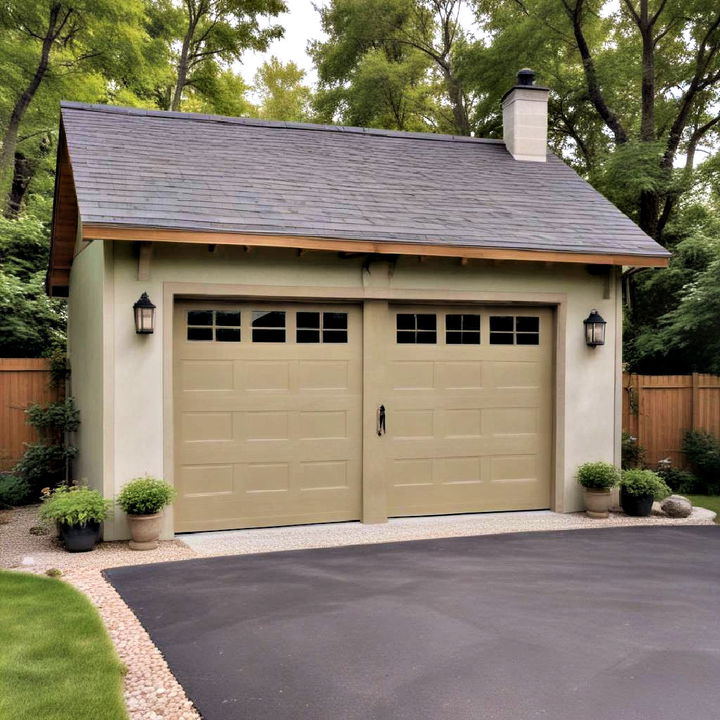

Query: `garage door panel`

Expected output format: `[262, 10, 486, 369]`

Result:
[385, 305, 552, 517]
[174, 301, 362, 532]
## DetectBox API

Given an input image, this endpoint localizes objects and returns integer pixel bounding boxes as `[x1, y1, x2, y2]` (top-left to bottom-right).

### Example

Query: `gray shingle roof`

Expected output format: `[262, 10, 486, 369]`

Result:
[60, 102, 669, 259]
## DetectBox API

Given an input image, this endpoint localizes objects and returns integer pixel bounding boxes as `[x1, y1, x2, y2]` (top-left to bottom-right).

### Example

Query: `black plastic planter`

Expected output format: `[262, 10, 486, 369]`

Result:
[59, 521, 101, 552]
[620, 488, 654, 517]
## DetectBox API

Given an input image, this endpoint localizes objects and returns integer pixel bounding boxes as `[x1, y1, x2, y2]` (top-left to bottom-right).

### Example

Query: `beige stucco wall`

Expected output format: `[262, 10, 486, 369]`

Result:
[67, 238, 112, 509]
[96, 240, 621, 540]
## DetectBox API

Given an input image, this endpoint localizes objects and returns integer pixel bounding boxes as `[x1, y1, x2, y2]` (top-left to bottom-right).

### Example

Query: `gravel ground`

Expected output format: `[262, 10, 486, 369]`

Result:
[1, 502, 716, 720]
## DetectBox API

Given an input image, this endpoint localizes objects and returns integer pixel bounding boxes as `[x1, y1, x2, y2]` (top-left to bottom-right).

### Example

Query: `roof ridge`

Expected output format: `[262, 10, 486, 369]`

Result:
[59, 101, 505, 145]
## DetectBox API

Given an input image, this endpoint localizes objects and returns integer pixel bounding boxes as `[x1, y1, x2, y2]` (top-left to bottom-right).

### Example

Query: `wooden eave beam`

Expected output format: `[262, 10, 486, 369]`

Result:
[81, 224, 670, 268]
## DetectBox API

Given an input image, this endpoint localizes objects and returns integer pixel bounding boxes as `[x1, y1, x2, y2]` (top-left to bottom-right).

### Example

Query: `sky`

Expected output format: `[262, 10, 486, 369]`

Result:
[238, 0, 326, 90]
[237, 1, 480, 92]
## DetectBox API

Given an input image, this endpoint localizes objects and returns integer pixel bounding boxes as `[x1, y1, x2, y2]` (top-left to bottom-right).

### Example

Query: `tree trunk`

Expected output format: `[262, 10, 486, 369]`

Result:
[638, 189, 659, 239]
[638, 0, 655, 142]
[5, 153, 37, 219]
[171, 16, 198, 111]
[0, 4, 60, 206]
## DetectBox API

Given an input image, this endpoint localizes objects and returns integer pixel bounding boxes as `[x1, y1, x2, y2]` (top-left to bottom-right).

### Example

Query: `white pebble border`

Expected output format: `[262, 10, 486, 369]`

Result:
[1, 502, 716, 720]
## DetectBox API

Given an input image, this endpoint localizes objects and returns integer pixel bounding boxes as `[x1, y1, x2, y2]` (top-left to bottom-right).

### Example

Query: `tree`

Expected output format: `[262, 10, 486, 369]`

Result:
[146, 0, 286, 112]
[470, 0, 720, 241]
[0, 215, 65, 357]
[254, 57, 311, 121]
[312, 0, 473, 134]
[0, 0, 149, 213]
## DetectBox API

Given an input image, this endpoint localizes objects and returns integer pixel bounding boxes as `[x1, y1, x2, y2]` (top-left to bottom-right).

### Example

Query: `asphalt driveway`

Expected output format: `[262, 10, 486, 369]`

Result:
[105, 526, 720, 720]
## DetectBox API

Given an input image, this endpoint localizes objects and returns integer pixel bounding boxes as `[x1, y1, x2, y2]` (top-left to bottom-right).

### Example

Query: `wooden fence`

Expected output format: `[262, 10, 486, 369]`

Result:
[0, 359, 60, 471]
[623, 373, 720, 468]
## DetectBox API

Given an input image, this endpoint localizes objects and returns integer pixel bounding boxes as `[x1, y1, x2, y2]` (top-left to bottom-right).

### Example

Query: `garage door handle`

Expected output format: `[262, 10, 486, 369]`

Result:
[377, 405, 386, 436]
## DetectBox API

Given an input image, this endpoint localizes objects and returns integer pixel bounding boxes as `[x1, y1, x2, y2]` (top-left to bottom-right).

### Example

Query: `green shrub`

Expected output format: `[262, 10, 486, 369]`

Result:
[13, 398, 79, 494]
[39, 486, 112, 526]
[0, 474, 31, 507]
[116, 476, 176, 516]
[26, 398, 80, 439]
[620, 469, 671, 500]
[621, 432, 646, 469]
[656, 464, 699, 493]
[576, 461, 621, 490]
[14, 443, 77, 493]
[682, 430, 720, 494]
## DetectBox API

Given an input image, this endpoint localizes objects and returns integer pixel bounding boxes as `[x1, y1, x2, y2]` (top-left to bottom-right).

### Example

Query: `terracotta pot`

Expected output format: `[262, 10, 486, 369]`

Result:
[583, 488, 612, 518]
[127, 513, 162, 550]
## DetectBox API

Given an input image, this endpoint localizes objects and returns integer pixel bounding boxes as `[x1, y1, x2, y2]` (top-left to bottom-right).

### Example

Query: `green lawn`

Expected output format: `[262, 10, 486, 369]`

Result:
[686, 495, 720, 524]
[0, 570, 127, 720]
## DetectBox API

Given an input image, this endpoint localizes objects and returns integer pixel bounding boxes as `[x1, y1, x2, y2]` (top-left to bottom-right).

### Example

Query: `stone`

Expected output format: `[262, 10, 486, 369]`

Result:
[661, 494, 693, 518]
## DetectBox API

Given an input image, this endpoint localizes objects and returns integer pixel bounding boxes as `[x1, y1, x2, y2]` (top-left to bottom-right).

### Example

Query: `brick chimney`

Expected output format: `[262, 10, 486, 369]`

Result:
[501, 69, 549, 162]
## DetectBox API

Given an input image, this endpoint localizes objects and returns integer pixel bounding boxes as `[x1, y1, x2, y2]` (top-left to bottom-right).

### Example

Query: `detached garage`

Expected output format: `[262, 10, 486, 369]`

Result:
[47, 71, 669, 540]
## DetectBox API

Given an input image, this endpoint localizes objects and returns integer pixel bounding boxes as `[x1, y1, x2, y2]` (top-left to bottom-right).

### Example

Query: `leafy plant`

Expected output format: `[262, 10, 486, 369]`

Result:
[655, 464, 699, 494]
[0, 474, 31, 508]
[620, 469, 671, 500]
[26, 398, 80, 439]
[682, 430, 720, 495]
[621, 432, 645, 469]
[116, 477, 176, 516]
[13, 398, 79, 493]
[13, 444, 77, 493]
[39, 486, 112, 526]
[576, 461, 620, 490]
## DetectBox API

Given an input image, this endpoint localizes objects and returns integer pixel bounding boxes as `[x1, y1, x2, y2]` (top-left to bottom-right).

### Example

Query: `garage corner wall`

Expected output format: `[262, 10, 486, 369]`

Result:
[67, 238, 113, 518]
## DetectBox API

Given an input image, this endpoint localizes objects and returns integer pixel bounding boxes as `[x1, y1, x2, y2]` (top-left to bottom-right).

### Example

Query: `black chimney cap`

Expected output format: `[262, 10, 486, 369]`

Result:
[517, 68, 536, 86]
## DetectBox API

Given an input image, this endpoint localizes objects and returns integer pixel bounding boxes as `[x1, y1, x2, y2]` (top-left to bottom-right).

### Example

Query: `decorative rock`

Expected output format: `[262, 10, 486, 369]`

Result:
[661, 494, 693, 518]
[20, 556, 35, 566]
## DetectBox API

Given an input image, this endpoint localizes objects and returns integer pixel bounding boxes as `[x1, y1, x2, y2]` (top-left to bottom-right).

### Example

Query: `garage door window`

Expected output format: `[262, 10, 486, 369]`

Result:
[252, 311, 286, 342]
[187, 310, 241, 342]
[446, 314, 480, 344]
[297, 312, 348, 343]
[396, 314, 437, 344]
[489, 315, 540, 345]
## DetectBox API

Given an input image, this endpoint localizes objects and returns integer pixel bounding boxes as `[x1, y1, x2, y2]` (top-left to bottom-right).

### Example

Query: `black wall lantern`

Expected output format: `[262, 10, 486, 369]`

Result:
[584, 309, 606, 347]
[133, 292, 156, 334]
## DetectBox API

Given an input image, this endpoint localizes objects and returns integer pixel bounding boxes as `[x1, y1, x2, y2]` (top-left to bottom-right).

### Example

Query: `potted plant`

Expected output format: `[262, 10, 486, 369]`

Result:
[39, 485, 112, 552]
[576, 461, 620, 518]
[117, 476, 176, 550]
[620, 469, 671, 517]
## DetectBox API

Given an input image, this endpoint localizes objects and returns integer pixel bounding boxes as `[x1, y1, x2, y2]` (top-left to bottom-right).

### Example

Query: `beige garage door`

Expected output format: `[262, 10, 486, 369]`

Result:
[173, 301, 362, 532]
[384, 305, 553, 516]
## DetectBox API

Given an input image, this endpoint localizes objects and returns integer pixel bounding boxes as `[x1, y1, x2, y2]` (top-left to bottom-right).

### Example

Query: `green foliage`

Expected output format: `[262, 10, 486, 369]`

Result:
[0, 215, 48, 280]
[14, 443, 77, 493]
[620, 469, 671, 500]
[655, 465, 699, 495]
[621, 432, 645, 469]
[26, 397, 80, 437]
[39, 485, 112, 526]
[116, 476, 176, 515]
[625, 213, 720, 373]
[13, 398, 79, 493]
[576, 461, 620, 490]
[682, 431, 720, 494]
[0, 264, 66, 358]
[0, 473, 31, 507]
[254, 57, 311, 121]
[47, 345, 70, 389]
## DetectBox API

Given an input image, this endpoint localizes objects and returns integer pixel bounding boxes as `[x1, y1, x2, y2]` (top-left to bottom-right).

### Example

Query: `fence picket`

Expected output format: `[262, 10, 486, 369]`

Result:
[622, 372, 720, 468]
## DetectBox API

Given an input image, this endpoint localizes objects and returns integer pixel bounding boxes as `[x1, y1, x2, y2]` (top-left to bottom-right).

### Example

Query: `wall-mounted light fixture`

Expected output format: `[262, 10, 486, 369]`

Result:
[584, 309, 606, 347]
[133, 292, 156, 334]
